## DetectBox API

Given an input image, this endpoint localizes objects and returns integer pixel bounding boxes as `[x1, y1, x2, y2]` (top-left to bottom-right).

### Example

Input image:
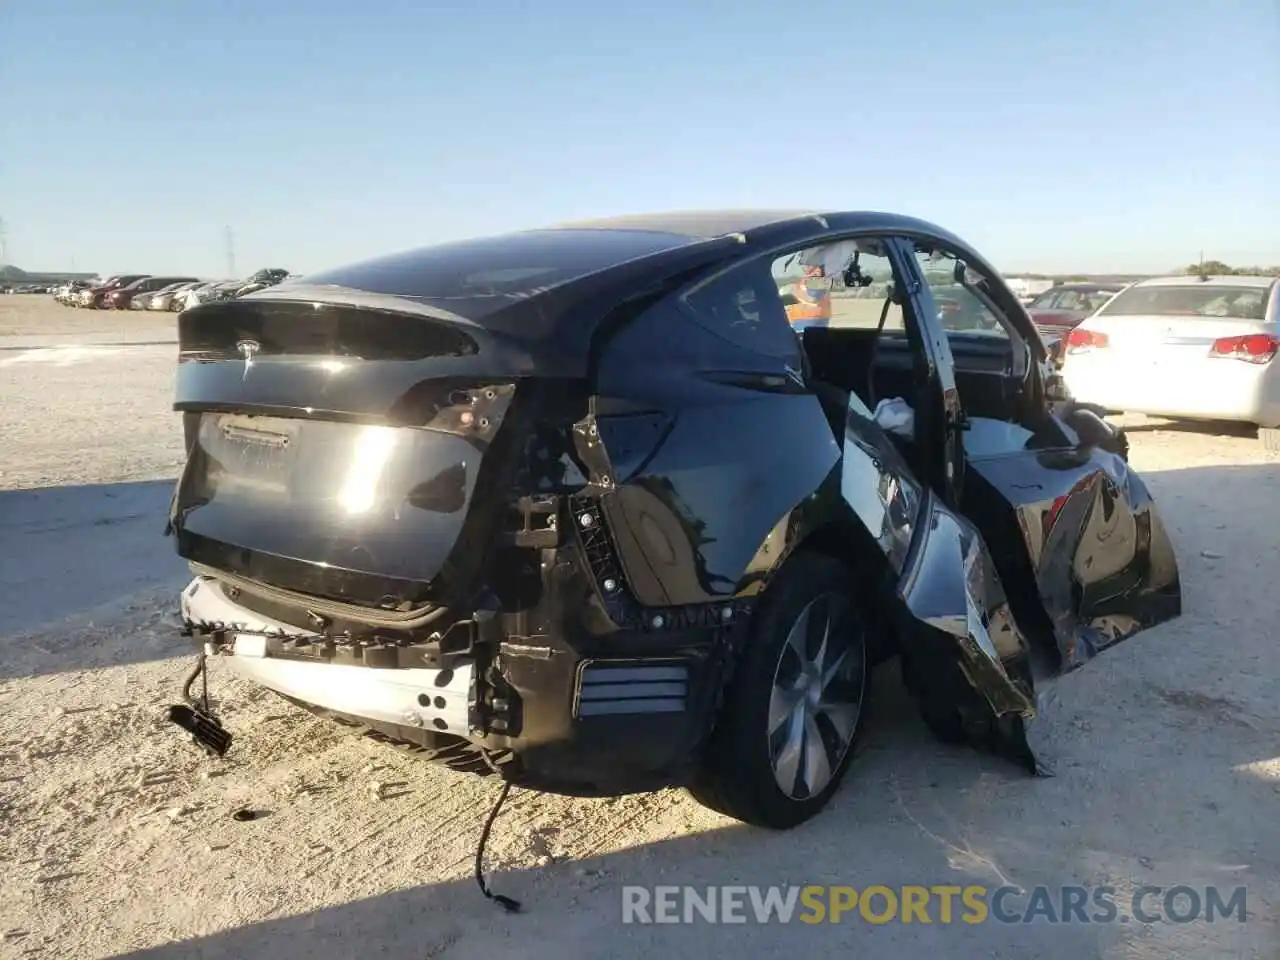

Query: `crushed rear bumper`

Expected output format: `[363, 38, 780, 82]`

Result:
[178, 574, 732, 796]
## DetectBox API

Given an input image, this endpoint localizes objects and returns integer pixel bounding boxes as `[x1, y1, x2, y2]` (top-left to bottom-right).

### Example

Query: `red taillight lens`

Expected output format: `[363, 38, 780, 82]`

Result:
[1066, 328, 1109, 352]
[1208, 334, 1278, 364]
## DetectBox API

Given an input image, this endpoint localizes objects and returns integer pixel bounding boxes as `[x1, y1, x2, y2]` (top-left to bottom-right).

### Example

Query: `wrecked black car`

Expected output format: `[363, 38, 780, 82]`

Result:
[166, 210, 1181, 831]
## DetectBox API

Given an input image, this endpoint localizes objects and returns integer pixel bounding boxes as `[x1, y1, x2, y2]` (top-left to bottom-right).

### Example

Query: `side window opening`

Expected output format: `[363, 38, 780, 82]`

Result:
[906, 241, 1055, 452]
[777, 237, 920, 415]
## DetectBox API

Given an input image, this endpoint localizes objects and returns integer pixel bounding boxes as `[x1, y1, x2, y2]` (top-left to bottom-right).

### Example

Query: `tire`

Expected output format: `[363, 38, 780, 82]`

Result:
[898, 654, 971, 744]
[1260, 427, 1280, 454]
[689, 551, 868, 829]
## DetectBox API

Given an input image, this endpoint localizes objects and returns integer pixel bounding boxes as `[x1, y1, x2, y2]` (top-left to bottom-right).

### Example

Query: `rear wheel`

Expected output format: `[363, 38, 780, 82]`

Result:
[689, 552, 867, 829]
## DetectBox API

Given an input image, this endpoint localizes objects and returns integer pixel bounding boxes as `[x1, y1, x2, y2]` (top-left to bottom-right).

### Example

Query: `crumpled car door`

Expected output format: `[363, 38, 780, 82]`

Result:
[838, 395, 1039, 770]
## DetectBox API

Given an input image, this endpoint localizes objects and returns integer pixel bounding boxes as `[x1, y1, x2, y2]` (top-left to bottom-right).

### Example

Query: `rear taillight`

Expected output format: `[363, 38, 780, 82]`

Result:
[1208, 334, 1278, 364]
[1066, 328, 1109, 353]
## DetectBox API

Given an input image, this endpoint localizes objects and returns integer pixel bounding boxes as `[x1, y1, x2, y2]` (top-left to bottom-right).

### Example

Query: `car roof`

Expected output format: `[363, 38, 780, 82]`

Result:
[1132, 274, 1277, 289]
[549, 209, 827, 238]
[209, 207, 995, 373]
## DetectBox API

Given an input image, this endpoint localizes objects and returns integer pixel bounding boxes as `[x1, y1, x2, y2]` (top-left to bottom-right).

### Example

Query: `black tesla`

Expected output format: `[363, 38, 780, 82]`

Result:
[165, 210, 1181, 835]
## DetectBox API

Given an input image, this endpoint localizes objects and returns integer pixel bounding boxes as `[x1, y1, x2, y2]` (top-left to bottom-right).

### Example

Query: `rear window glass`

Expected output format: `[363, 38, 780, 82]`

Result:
[304, 228, 695, 320]
[681, 257, 806, 358]
[1099, 285, 1269, 320]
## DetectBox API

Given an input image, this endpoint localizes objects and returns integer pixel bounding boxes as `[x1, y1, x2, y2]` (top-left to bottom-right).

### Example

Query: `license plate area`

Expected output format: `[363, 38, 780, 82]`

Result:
[212, 414, 302, 496]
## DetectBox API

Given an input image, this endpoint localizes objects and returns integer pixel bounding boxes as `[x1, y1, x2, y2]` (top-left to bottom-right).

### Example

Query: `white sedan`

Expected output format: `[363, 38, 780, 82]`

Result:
[1061, 274, 1280, 450]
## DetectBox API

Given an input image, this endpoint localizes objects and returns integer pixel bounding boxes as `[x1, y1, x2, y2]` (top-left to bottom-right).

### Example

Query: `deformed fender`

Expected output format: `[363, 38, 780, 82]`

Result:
[584, 391, 842, 609]
[964, 439, 1182, 673]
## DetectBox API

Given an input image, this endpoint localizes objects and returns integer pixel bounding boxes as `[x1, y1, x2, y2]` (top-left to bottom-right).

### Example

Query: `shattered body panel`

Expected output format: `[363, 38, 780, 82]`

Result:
[965, 445, 1181, 671]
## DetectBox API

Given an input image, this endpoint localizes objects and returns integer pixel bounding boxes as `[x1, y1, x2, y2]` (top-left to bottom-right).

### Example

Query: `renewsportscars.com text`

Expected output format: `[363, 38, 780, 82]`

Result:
[621, 884, 1249, 925]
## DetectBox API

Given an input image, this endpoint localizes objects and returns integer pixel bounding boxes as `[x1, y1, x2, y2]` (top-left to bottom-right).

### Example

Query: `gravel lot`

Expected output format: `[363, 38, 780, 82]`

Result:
[1, 296, 1277, 960]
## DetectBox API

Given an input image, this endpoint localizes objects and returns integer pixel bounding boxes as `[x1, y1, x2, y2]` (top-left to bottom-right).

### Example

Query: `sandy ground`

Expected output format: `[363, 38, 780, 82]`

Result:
[0, 296, 1277, 960]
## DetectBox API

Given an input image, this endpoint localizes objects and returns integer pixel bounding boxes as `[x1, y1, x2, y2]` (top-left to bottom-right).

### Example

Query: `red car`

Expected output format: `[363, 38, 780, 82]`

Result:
[1026, 284, 1125, 363]
[1026, 284, 1124, 337]
[82, 274, 150, 309]
[105, 275, 200, 310]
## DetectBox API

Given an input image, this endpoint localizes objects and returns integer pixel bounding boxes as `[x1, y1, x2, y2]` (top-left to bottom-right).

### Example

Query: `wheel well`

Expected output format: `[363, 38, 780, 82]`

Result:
[793, 519, 899, 663]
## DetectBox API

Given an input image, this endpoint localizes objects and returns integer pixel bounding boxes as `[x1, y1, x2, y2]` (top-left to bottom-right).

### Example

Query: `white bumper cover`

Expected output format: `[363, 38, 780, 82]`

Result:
[180, 576, 475, 736]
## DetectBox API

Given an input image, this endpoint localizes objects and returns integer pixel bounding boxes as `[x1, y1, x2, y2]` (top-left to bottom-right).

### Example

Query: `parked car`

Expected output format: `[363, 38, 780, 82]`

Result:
[148, 281, 203, 312]
[1026, 283, 1124, 340]
[54, 281, 94, 305]
[106, 275, 200, 310]
[234, 267, 292, 297]
[1062, 274, 1280, 449]
[165, 210, 1181, 852]
[81, 275, 150, 308]
[179, 279, 240, 311]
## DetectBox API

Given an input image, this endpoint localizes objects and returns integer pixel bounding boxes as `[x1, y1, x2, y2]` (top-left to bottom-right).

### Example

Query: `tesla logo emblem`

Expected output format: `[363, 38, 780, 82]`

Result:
[236, 339, 260, 379]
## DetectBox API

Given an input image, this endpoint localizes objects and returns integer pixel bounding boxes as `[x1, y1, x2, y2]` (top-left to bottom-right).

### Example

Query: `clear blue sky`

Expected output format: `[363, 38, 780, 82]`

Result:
[3, 0, 1277, 276]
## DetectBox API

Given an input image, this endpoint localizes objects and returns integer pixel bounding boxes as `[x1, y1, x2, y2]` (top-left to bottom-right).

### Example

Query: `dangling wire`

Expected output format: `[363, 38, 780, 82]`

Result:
[474, 749, 522, 913]
[201, 653, 211, 713]
[180, 655, 203, 705]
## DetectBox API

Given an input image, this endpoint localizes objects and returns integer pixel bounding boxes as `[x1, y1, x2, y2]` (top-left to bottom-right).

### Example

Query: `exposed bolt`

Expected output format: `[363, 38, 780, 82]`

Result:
[401, 711, 424, 727]
[546, 515, 557, 528]
[602, 578, 618, 593]
[721, 607, 734, 621]
[579, 513, 594, 528]
[650, 615, 666, 629]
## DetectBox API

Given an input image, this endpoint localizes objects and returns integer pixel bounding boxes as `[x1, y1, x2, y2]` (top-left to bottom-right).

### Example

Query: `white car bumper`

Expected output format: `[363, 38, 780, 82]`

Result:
[1063, 351, 1280, 427]
[180, 576, 475, 736]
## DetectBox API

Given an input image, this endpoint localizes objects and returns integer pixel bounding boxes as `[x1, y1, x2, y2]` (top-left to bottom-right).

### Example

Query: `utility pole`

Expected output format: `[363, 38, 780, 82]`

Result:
[224, 225, 236, 278]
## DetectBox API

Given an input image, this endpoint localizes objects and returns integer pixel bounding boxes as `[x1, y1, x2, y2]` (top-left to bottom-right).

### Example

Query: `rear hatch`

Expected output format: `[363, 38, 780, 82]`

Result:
[170, 296, 529, 610]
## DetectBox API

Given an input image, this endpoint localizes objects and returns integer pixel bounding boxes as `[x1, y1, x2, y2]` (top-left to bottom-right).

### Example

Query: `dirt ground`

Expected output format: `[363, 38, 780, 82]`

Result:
[1, 296, 1277, 960]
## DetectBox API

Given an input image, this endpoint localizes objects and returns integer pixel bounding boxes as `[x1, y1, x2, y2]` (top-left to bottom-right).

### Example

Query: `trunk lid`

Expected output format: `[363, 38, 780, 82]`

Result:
[1093, 313, 1274, 363]
[170, 295, 533, 609]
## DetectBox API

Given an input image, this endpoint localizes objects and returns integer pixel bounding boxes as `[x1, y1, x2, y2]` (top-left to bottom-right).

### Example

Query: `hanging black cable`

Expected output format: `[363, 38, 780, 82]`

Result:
[474, 751, 522, 912]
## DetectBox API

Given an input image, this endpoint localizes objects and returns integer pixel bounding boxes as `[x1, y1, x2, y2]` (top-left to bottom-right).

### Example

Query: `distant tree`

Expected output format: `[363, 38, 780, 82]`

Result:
[1181, 261, 1280, 277]
[1184, 260, 1235, 276]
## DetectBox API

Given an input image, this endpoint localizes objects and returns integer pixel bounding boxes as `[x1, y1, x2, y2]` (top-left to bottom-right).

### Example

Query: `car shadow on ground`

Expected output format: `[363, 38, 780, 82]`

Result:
[108, 463, 1280, 960]
[1118, 416, 1260, 440]
[0, 479, 188, 678]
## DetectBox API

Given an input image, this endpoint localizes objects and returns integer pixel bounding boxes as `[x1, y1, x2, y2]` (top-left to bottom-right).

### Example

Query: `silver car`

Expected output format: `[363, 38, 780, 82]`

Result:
[148, 281, 202, 311]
